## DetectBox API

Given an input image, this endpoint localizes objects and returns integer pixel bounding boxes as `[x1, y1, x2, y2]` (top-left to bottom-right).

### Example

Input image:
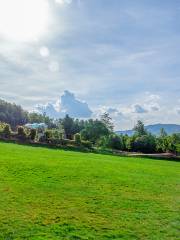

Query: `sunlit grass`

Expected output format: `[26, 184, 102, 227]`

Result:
[0, 142, 179, 239]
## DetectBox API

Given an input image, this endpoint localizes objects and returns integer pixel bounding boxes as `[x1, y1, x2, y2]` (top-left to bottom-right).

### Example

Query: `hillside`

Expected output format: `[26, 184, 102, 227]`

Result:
[117, 123, 180, 136]
[0, 99, 28, 128]
[0, 142, 179, 239]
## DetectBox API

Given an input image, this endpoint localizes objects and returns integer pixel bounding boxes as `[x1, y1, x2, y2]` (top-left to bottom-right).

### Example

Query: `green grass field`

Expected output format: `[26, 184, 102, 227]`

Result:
[0, 142, 179, 240]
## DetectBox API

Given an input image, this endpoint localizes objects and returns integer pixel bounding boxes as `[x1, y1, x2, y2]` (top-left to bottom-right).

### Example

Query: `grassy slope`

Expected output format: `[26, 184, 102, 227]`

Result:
[0, 142, 179, 240]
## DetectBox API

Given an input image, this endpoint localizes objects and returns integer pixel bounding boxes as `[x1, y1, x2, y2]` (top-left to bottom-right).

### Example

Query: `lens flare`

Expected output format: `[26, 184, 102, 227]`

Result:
[0, 0, 50, 42]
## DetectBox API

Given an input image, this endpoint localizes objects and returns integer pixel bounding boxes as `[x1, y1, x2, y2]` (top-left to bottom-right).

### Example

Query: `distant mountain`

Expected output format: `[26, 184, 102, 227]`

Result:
[117, 124, 180, 136]
[116, 129, 134, 136]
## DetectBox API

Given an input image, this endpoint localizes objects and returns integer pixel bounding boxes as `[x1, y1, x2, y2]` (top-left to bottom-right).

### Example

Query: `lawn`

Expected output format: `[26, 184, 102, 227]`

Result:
[0, 142, 179, 239]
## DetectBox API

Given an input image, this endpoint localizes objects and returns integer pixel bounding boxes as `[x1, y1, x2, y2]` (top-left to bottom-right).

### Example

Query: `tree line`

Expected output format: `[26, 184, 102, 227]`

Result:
[0, 99, 180, 154]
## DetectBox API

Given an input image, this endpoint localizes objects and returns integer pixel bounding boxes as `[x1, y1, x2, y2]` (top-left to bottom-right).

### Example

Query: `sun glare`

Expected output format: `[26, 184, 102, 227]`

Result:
[0, 0, 50, 42]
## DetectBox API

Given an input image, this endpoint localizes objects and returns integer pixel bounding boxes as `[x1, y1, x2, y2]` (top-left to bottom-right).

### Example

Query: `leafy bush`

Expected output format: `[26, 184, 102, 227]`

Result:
[100, 134, 123, 150]
[0, 99, 28, 128]
[51, 130, 62, 139]
[0, 123, 12, 138]
[133, 134, 156, 153]
[124, 136, 135, 151]
[44, 130, 66, 143]
[81, 119, 109, 144]
[44, 130, 52, 143]
[0, 122, 5, 132]
[81, 140, 92, 149]
[167, 136, 177, 153]
[74, 133, 81, 145]
[29, 129, 37, 141]
[156, 135, 177, 153]
[17, 126, 27, 140]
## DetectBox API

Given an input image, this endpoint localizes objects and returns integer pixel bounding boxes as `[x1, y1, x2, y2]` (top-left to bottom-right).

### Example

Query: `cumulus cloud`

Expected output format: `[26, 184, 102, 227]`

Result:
[106, 108, 124, 119]
[144, 93, 160, 111]
[92, 106, 126, 130]
[127, 93, 161, 115]
[35, 90, 92, 118]
[48, 61, 60, 72]
[151, 106, 159, 111]
[177, 108, 180, 114]
[55, 0, 72, 5]
[35, 103, 59, 118]
[94, 106, 124, 119]
[60, 90, 92, 118]
[133, 104, 148, 114]
[107, 108, 119, 114]
[144, 93, 160, 102]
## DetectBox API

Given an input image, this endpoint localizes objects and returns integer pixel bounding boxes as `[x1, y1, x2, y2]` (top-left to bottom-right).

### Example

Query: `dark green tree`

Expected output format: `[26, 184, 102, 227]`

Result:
[2, 124, 11, 138]
[29, 129, 37, 141]
[74, 133, 81, 145]
[101, 134, 123, 150]
[28, 112, 55, 128]
[62, 115, 75, 139]
[133, 120, 147, 137]
[133, 134, 156, 153]
[160, 128, 167, 137]
[81, 119, 109, 144]
[0, 99, 29, 128]
[101, 112, 114, 132]
[17, 126, 27, 140]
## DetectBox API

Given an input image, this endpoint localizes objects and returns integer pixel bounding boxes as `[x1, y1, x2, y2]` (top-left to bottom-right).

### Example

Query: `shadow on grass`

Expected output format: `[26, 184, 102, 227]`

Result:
[127, 154, 180, 162]
[0, 138, 179, 162]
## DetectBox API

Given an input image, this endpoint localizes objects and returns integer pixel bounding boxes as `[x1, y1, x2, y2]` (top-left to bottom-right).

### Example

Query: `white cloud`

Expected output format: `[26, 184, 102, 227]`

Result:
[55, 0, 72, 5]
[35, 102, 60, 118]
[176, 108, 180, 115]
[133, 104, 148, 114]
[35, 90, 92, 118]
[143, 93, 161, 112]
[107, 108, 119, 114]
[48, 61, 60, 72]
[0, 1, 179, 131]
[151, 106, 159, 112]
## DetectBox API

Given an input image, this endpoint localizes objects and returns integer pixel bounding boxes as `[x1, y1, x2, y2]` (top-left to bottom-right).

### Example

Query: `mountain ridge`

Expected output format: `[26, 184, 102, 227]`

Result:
[116, 123, 180, 136]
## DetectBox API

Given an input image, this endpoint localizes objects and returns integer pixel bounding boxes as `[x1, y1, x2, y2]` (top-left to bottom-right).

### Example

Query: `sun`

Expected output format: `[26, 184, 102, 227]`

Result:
[0, 0, 50, 42]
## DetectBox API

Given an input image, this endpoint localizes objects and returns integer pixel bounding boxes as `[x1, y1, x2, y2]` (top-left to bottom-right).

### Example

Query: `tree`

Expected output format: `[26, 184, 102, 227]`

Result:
[133, 134, 156, 153]
[58, 124, 65, 140]
[101, 112, 114, 132]
[62, 115, 75, 139]
[167, 136, 177, 153]
[81, 119, 109, 144]
[171, 133, 180, 145]
[160, 128, 167, 137]
[0, 99, 29, 129]
[101, 134, 123, 150]
[74, 133, 81, 145]
[44, 130, 52, 143]
[28, 112, 55, 128]
[125, 136, 135, 151]
[29, 129, 37, 141]
[133, 120, 147, 137]
[2, 124, 11, 138]
[17, 126, 27, 140]
[156, 134, 177, 153]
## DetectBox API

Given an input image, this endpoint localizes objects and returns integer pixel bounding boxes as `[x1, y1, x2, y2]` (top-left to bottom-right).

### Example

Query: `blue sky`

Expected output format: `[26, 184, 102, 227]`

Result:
[0, 0, 179, 129]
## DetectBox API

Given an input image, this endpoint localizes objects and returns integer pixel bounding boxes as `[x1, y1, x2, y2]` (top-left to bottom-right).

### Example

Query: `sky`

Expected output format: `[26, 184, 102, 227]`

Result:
[0, 0, 180, 130]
